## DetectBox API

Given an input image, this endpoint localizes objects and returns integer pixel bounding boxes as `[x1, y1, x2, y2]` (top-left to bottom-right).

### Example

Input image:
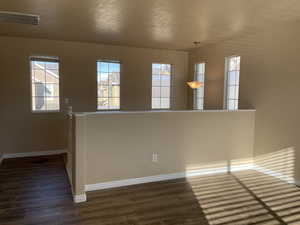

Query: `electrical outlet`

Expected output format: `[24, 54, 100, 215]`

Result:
[152, 153, 158, 163]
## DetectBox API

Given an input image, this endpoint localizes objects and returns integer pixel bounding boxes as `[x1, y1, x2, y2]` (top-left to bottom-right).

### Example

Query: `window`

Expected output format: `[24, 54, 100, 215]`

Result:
[194, 63, 205, 110]
[97, 61, 120, 110]
[152, 63, 172, 109]
[225, 56, 240, 110]
[31, 57, 60, 111]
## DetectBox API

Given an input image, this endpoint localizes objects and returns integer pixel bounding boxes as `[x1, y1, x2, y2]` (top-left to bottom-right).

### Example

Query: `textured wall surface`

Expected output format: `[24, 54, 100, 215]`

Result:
[189, 21, 300, 180]
[74, 111, 255, 185]
[0, 36, 188, 154]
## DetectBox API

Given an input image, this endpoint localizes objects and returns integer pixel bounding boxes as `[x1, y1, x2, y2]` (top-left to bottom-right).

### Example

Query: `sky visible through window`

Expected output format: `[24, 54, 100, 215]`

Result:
[31, 60, 60, 111]
[226, 56, 240, 110]
[152, 63, 172, 109]
[97, 61, 120, 110]
[195, 63, 205, 110]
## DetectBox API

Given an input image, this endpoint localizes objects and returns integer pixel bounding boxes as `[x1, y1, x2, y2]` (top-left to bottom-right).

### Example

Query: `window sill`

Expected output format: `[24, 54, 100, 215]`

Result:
[97, 109, 121, 112]
[32, 110, 61, 114]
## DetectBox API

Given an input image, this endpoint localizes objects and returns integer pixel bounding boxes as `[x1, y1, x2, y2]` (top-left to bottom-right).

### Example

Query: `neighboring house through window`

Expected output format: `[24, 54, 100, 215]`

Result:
[152, 63, 172, 109]
[31, 57, 60, 111]
[97, 61, 121, 110]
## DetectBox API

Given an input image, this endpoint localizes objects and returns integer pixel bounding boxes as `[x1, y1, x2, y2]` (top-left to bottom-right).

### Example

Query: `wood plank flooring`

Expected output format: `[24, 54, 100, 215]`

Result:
[0, 155, 77, 225]
[0, 155, 300, 225]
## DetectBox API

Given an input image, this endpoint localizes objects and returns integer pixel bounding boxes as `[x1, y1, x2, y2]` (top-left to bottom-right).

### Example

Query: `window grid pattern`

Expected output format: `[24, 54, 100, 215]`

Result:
[31, 59, 60, 111]
[97, 61, 120, 110]
[195, 63, 205, 110]
[152, 63, 172, 109]
[226, 56, 240, 110]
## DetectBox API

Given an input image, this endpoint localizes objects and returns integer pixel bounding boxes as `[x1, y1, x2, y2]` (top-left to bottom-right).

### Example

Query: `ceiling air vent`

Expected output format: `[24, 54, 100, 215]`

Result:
[0, 11, 40, 25]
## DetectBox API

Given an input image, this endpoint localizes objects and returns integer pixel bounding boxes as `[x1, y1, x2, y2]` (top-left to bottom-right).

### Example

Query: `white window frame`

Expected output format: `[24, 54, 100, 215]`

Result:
[194, 62, 206, 110]
[151, 63, 173, 110]
[224, 55, 241, 110]
[30, 56, 60, 113]
[97, 60, 121, 111]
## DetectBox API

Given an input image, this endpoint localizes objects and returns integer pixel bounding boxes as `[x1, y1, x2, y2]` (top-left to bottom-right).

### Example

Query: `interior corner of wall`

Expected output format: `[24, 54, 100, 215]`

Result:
[0, 153, 3, 165]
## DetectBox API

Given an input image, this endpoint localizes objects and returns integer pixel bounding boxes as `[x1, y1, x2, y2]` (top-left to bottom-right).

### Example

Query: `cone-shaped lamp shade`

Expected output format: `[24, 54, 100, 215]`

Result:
[187, 81, 203, 89]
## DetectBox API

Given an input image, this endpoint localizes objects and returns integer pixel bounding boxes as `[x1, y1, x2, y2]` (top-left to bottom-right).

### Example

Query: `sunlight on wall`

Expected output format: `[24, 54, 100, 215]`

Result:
[254, 147, 295, 184]
[230, 158, 254, 172]
[184, 147, 295, 184]
[185, 161, 228, 177]
[185, 158, 254, 178]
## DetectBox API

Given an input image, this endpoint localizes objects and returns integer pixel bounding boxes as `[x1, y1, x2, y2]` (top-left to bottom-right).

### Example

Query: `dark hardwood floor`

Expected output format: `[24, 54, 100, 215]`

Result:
[0, 155, 77, 225]
[0, 155, 300, 225]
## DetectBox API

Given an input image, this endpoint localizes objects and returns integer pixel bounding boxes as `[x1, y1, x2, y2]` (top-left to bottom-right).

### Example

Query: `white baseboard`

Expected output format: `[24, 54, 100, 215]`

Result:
[231, 163, 254, 172]
[86, 172, 185, 192]
[3, 150, 67, 159]
[85, 164, 252, 192]
[254, 165, 295, 184]
[85, 163, 300, 193]
[73, 193, 87, 203]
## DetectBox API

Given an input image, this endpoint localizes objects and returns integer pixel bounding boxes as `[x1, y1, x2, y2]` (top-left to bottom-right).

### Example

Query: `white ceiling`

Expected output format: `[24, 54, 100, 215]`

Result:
[1, 0, 300, 50]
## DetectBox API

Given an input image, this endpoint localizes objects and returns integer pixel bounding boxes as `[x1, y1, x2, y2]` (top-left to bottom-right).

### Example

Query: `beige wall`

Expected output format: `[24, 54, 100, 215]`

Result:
[189, 21, 300, 180]
[74, 111, 255, 191]
[0, 36, 188, 154]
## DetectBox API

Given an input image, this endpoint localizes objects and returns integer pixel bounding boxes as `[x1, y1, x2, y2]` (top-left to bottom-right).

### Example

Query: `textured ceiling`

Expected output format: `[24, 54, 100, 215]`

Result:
[1, 0, 300, 50]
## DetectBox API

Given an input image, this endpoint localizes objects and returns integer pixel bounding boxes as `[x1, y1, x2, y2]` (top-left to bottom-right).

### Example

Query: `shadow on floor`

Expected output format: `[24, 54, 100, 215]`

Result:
[0, 155, 300, 225]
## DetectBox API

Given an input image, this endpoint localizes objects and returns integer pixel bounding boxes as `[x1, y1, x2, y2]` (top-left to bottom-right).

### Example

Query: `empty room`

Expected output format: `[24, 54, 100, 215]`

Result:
[1, 0, 300, 224]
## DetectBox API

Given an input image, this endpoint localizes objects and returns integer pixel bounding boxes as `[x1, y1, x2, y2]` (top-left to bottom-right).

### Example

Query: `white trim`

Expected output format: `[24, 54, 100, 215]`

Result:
[231, 163, 254, 172]
[254, 165, 295, 184]
[73, 109, 256, 116]
[96, 60, 121, 111]
[29, 57, 61, 113]
[85, 163, 299, 193]
[86, 173, 184, 192]
[65, 169, 85, 204]
[73, 193, 87, 203]
[85, 164, 251, 192]
[3, 150, 67, 159]
[151, 63, 173, 110]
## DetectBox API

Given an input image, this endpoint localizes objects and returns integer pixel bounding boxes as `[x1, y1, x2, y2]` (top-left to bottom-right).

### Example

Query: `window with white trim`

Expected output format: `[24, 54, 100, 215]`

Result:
[152, 63, 172, 109]
[194, 63, 205, 110]
[97, 61, 120, 110]
[225, 56, 240, 110]
[30, 57, 60, 111]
